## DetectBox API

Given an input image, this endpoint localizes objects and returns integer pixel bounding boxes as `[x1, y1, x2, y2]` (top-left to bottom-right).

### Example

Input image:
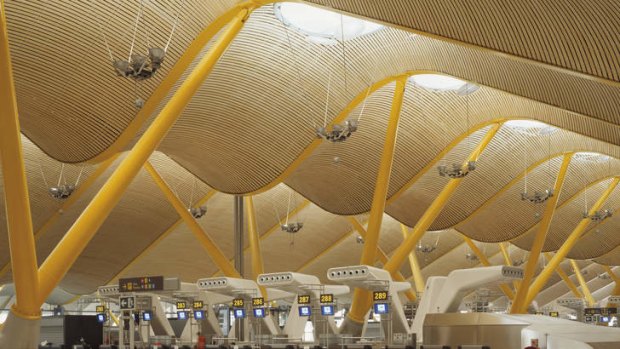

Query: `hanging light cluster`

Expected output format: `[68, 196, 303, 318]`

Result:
[521, 189, 554, 204]
[281, 222, 304, 233]
[437, 161, 476, 178]
[49, 184, 76, 200]
[189, 206, 207, 219]
[512, 258, 526, 267]
[416, 243, 436, 254]
[315, 120, 358, 143]
[465, 252, 479, 261]
[102, 1, 183, 82]
[598, 272, 611, 280]
[43, 164, 83, 201]
[583, 209, 613, 222]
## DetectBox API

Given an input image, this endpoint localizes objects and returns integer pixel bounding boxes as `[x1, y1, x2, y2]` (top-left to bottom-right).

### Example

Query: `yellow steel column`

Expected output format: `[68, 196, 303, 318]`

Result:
[347, 77, 407, 323]
[544, 253, 582, 298]
[384, 123, 502, 276]
[348, 217, 417, 301]
[569, 260, 595, 306]
[400, 224, 425, 294]
[524, 177, 620, 309]
[511, 153, 572, 313]
[246, 196, 267, 298]
[0, 0, 40, 318]
[463, 236, 514, 300]
[144, 162, 240, 278]
[36, 8, 252, 303]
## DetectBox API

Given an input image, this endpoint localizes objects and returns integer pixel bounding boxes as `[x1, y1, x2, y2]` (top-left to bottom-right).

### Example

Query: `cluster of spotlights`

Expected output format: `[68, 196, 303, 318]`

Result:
[465, 252, 479, 261]
[416, 243, 436, 254]
[189, 206, 207, 219]
[49, 184, 76, 200]
[437, 161, 476, 178]
[197, 278, 227, 288]
[583, 209, 613, 222]
[281, 222, 303, 233]
[521, 189, 554, 204]
[113, 48, 166, 81]
[598, 273, 611, 280]
[512, 259, 525, 267]
[315, 120, 358, 143]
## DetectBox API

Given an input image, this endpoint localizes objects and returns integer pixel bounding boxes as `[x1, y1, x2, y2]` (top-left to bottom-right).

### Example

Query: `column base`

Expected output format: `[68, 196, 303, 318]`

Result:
[338, 314, 366, 337]
[0, 307, 41, 349]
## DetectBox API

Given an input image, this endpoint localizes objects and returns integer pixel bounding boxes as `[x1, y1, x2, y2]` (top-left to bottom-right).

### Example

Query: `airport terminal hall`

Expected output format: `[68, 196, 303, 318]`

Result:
[3, 1, 620, 349]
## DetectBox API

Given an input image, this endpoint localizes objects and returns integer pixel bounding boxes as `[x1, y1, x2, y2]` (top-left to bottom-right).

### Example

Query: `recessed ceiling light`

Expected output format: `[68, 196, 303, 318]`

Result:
[274, 3, 383, 44]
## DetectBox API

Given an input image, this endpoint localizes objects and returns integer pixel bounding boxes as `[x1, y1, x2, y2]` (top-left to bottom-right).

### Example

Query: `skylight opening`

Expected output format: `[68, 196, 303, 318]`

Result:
[504, 119, 558, 136]
[574, 152, 611, 163]
[274, 3, 384, 45]
[409, 74, 479, 94]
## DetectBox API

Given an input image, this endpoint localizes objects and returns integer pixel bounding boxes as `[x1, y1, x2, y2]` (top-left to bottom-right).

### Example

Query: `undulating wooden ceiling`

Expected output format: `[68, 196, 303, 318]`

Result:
[2, 0, 620, 303]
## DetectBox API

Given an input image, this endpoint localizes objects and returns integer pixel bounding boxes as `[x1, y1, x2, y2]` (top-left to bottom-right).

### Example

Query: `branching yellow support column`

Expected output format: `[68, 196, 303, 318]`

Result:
[544, 253, 582, 298]
[36, 8, 252, 304]
[511, 153, 572, 313]
[0, 0, 40, 318]
[145, 162, 240, 278]
[400, 224, 425, 294]
[0, 154, 120, 280]
[383, 123, 502, 277]
[463, 237, 514, 300]
[348, 217, 416, 301]
[569, 260, 595, 306]
[524, 177, 620, 309]
[246, 196, 267, 298]
[348, 77, 407, 324]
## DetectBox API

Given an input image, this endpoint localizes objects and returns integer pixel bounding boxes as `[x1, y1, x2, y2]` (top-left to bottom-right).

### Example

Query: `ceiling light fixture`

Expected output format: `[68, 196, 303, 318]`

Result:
[49, 184, 76, 200]
[438, 161, 476, 178]
[521, 189, 554, 204]
[274, 3, 383, 44]
[189, 206, 207, 219]
[281, 222, 303, 233]
[316, 119, 358, 142]
[583, 209, 613, 222]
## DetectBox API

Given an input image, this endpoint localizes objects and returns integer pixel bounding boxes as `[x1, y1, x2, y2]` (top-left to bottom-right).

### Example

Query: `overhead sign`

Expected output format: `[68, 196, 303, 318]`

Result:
[193, 301, 204, 309]
[177, 301, 188, 310]
[584, 307, 617, 316]
[96, 305, 106, 313]
[120, 296, 135, 310]
[373, 291, 388, 301]
[297, 295, 311, 304]
[252, 297, 264, 307]
[119, 276, 164, 292]
[320, 294, 334, 304]
[232, 298, 245, 308]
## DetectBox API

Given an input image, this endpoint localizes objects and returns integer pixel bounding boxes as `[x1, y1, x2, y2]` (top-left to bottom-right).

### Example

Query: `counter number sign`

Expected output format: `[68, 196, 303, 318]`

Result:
[320, 294, 334, 304]
[233, 298, 245, 308]
[252, 297, 265, 307]
[373, 291, 388, 301]
[549, 311, 559, 318]
[193, 301, 204, 309]
[176, 301, 187, 310]
[298, 295, 311, 304]
[96, 305, 106, 313]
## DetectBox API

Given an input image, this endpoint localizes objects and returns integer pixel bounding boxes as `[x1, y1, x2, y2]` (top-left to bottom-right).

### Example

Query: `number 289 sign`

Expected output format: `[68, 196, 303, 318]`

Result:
[373, 291, 388, 301]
